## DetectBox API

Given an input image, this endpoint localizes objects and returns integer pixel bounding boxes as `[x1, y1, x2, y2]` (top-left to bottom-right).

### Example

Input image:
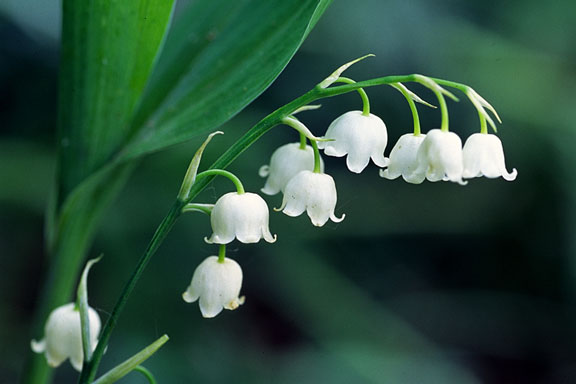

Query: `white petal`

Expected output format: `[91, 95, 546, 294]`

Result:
[322, 111, 388, 173]
[186, 256, 243, 318]
[281, 172, 311, 217]
[417, 129, 465, 185]
[33, 302, 101, 371]
[281, 171, 343, 226]
[258, 165, 270, 178]
[502, 168, 518, 181]
[380, 134, 426, 183]
[261, 225, 278, 243]
[259, 143, 320, 195]
[69, 353, 84, 372]
[31, 339, 46, 353]
[463, 133, 517, 181]
[207, 192, 275, 244]
[330, 212, 346, 223]
[199, 296, 224, 318]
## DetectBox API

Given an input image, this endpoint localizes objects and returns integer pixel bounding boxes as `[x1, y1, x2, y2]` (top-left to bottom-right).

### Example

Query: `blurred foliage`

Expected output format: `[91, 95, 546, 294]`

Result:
[2, 0, 576, 383]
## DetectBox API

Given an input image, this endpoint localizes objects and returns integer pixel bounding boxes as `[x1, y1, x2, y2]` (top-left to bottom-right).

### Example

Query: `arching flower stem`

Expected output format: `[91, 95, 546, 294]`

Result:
[391, 83, 422, 136]
[333, 77, 370, 116]
[299, 132, 307, 150]
[479, 113, 488, 134]
[310, 140, 322, 174]
[80, 70, 495, 383]
[195, 169, 245, 194]
[133, 366, 157, 384]
[434, 89, 449, 132]
[431, 77, 501, 133]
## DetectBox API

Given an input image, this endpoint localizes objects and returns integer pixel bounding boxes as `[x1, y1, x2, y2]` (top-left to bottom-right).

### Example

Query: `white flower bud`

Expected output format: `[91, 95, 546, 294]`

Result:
[278, 170, 344, 227]
[205, 192, 276, 244]
[414, 129, 466, 185]
[182, 256, 244, 318]
[379, 133, 427, 184]
[318, 111, 388, 173]
[31, 303, 101, 372]
[259, 143, 324, 195]
[462, 133, 517, 181]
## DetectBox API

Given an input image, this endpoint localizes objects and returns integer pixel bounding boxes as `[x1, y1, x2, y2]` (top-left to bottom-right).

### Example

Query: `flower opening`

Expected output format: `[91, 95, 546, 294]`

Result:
[462, 133, 517, 181]
[31, 303, 101, 372]
[379, 133, 427, 184]
[259, 143, 323, 195]
[318, 111, 389, 173]
[182, 256, 244, 318]
[205, 192, 277, 244]
[414, 129, 466, 185]
[278, 170, 344, 226]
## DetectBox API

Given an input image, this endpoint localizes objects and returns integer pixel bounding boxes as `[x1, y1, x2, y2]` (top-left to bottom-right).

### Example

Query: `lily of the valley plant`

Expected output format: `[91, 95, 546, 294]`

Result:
[32, 54, 516, 383]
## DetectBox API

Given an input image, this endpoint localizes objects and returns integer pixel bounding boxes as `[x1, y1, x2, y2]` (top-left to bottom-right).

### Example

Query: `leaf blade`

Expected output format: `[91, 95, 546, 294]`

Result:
[57, 0, 175, 200]
[121, 0, 334, 160]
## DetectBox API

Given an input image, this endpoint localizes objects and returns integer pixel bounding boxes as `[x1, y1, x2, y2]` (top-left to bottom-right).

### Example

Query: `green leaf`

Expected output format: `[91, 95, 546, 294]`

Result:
[57, 0, 175, 201]
[92, 335, 169, 384]
[120, 0, 333, 161]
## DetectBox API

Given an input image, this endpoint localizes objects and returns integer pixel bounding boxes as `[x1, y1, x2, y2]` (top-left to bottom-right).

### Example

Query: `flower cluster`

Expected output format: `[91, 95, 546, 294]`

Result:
[29, 58, 519, 382]
[381, 129, 517, 184]
[176, 67, 517, 320]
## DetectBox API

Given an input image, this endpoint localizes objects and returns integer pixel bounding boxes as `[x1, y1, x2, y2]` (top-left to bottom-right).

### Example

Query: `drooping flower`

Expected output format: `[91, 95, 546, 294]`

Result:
[379, 133, 427, 184]
[414, 129, 466, 185]
[182, 256, 244, 318]
[278, 170, 345, 226]
[259, 143, 324, 195]
[462, 133, 517, 181]
[318, 111, 389, 173]
[205, 192, 276, 244]
[31, 303, 101, 372]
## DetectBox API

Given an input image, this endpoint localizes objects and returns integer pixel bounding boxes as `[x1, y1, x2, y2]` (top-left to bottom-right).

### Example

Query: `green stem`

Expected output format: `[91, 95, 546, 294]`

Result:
[299, 132, 307, 150]
[78, 202, 184, 384]
[479, 114, 488, 134]
[75, 73, 463, 383]
[334, 77, 370, 116]
[195, 169, 245, 194]
[134, 366, 156, 384]
[181, 203, 213, 215]
[433, 89, 449, 132]
[310, 140, 322, 173]
[218, 244, 226, 263]
[393, 84, 421, 136]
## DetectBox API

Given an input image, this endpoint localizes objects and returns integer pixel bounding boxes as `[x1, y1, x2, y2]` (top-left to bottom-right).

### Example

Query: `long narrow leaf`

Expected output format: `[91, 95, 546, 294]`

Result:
[120, 0, 334, 160]
[57, 0, 175, 201]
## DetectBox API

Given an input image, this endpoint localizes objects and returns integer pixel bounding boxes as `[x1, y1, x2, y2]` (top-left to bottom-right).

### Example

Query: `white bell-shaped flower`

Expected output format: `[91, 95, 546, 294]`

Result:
[205, 192, 276, 244]
[278, 170, 345, 227]
[414, 129, 466, 185]
[318, 110, 389, 173]
[31, 303, 101, 371]
[462, 133, 517, 181]
[182, 256, 244, 318]
[379, 133, 427, 184]
[259, 143, 324, 195]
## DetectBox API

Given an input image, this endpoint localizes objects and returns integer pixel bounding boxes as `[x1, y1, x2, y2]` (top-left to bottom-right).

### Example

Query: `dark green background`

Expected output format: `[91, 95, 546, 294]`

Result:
[2, 0, 576, 382]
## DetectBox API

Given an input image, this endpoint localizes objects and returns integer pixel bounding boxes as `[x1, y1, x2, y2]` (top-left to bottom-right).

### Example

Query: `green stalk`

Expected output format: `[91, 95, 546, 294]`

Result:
[78, 201, 184, 384]
[433, 89, 449, 132]
[195, 169, 245, 194]
[218, 244, 226, 263]
[310, 140, 322, 173]
[391, 84, 422, 136]
[333, 77, 370, 116]
[133, 366, 157, 384]
[299, 132, 307, 150]
[78, 73, 465, 383]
